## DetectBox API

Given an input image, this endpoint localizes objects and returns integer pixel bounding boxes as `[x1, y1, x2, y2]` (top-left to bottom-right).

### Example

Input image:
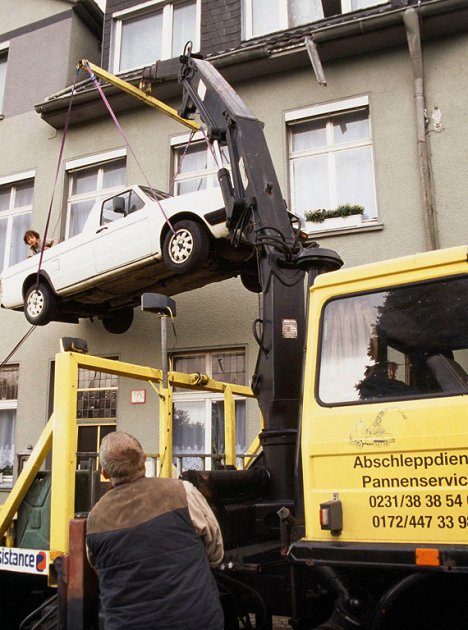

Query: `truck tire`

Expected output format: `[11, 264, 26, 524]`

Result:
[163, 220, 210, 273]
[240, 271, 262, 293]
[102, 307, 134, 334]
[24, 282, 56, 326]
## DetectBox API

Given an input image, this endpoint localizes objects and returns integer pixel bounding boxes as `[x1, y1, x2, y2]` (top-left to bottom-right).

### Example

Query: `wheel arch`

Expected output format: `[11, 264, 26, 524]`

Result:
[159, 213, 211, 252]
[22, 272, 56, 301]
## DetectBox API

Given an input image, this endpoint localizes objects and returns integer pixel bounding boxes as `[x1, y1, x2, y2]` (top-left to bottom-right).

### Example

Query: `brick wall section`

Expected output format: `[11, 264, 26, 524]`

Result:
[201, 0, 242, 56]
[102, 0, 243, 69]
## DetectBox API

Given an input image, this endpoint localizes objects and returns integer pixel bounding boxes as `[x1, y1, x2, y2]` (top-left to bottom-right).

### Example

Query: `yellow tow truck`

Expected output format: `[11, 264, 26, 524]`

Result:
[0, 49, 466, 629]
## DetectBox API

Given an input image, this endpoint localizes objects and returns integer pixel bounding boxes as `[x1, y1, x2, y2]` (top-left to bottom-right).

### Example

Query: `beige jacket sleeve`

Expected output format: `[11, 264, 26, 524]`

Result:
[183, 480, 224, 567]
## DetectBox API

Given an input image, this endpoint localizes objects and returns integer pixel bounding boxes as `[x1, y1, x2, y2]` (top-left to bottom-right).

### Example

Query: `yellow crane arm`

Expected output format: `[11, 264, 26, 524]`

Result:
[77, 59, 200, 132]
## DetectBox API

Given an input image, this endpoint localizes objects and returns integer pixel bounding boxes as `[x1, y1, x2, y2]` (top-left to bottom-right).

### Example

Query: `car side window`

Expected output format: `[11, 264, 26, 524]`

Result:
[101, 191, 131, 225]
[101, 191, 145, 225]
[128, 191, 144, 214]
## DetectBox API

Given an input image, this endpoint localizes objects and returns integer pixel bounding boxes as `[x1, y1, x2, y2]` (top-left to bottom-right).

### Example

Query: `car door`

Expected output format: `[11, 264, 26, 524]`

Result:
[42, 229, 98, 293]
[92, 189, 154, 275]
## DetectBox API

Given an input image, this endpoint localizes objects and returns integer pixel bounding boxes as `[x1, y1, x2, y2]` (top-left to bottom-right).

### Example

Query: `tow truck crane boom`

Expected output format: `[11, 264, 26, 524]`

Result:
[143, 49, 342, 506]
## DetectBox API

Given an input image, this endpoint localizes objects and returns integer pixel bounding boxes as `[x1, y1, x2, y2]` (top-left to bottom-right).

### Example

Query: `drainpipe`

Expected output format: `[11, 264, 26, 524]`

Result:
[403, 7, 439, 250]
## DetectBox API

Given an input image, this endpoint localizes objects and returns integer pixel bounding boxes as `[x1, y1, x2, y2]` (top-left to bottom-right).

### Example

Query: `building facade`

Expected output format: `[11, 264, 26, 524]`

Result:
[0, 0, 467, 498]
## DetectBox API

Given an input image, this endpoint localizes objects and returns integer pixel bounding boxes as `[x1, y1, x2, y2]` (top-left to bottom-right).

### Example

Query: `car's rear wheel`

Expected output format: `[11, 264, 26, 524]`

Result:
[163, 220, 210, 273]
[102, 307, 134, 334]
[24, 282, 56, 326]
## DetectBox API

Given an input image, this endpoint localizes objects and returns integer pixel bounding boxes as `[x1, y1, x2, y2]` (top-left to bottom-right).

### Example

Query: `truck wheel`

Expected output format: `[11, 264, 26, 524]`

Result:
[240, 271, 262, 293]
[24, 282, 56, 325]
[102, 307, 134, 334]
[163, 220, 210, 273]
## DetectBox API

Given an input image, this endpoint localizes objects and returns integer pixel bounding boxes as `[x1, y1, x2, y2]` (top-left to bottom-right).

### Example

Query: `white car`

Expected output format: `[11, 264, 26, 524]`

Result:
[0, 185, 255, 333]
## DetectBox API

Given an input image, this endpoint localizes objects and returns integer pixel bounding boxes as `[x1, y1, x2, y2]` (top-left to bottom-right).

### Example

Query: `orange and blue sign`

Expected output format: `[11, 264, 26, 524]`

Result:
[0, 546, 49, 575]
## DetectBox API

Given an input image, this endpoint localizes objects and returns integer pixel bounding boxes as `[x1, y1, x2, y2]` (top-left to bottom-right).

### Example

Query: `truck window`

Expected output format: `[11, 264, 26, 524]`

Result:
[318, 276, 468, 404]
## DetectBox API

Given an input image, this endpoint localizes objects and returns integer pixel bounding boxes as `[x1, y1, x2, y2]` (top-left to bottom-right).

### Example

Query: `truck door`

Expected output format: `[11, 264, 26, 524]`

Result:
[300, 252, 468, 563]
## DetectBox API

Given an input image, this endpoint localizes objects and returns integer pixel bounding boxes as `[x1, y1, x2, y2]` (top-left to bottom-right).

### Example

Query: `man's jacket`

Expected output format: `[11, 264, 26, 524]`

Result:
[86, 476, 224, 630]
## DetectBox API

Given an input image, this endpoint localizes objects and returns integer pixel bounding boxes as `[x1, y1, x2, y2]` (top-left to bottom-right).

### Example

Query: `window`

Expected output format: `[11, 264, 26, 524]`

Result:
[101, 189, 145, 224]
[112, 0, 199, 73]
[0, 175, 34, 272]
[0, 365, 18, 486]
[287, 97, 377, 230]
[48, 359, 118, 470]
[318, 276, 468, 404]
[76, 362, 118, 469]
[66, 155, 126, 237]
[171, 132, 230, 195]
[172, 349, 247, 470]
[0, 45, 8, 115]
[344, 0, 387, 10]
[244, 0, 387, 39]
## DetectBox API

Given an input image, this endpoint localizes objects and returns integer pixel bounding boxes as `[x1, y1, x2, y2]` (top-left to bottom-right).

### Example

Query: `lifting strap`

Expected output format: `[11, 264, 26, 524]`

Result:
[36, 67, 80, 287]
[81, 61, 175, 233]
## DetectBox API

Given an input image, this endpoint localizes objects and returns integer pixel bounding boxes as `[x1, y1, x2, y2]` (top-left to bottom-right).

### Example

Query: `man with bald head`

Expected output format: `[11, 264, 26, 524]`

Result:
[86, 431, 224, 630]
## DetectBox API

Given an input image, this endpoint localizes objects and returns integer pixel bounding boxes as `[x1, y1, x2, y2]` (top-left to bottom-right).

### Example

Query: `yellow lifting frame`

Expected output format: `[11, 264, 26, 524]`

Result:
[0, 416, 53, 540]
[78, 60, 200, 132]
[0, 352, 257, 557]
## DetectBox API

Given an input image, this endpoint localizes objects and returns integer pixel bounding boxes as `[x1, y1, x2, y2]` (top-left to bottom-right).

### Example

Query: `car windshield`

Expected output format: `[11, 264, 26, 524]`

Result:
[318, 275, 468, 404]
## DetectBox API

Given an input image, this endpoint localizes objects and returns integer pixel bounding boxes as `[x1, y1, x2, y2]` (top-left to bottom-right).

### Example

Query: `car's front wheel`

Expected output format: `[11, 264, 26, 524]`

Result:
[24, 282, 56, 326]
[163, 220, 210, 273]
[102, 307, 134, 334]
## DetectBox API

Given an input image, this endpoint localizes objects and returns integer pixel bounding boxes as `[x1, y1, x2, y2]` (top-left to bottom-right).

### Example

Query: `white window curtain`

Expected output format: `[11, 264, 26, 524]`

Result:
[120, 12, 163, 71]
[0, 409, 15, 469]
[67, 159, 126, 237]
[289, 106, 377, 221]
[0, 178, 33, 271]
[115, 1, 198, 73]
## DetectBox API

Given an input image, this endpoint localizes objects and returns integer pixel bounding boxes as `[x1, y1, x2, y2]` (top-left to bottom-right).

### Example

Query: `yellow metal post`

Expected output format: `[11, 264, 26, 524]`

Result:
[0, 417, 53, 538]
[159, 384, 173, 478]
[78, 60, 200, 132]
[50, 352, 79, 554]
[224, 385, 236, 467]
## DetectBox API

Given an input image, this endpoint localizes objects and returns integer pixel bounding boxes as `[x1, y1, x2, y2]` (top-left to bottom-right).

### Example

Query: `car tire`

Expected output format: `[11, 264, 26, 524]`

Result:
[24, 282, 56, 326]
[163, 220, 210, 274]
[102, 307, 134, 334]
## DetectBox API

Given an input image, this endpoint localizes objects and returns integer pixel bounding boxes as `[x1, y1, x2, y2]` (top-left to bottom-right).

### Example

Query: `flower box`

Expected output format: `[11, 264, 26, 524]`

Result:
[306, 213, 363, 232]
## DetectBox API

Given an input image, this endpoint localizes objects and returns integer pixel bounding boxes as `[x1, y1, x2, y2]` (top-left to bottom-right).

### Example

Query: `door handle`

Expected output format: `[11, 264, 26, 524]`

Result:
[96, 226, 108, 234]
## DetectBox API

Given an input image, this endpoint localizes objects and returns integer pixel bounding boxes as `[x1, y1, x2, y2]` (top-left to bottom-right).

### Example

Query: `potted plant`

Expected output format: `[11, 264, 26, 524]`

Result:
[305, 203, 365, 230]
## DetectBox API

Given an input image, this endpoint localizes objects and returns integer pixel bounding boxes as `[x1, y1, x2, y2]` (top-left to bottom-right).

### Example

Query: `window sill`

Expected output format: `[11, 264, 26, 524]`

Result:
[305, 219, 384, 238]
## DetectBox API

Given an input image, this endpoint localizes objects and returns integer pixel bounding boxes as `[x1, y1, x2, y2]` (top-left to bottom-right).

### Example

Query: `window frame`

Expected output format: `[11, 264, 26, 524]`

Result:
[65, 150, 127, 238]
[0, 364, 18, 489]
[0, 41, 9, 117]
[243, 0, 387, 39]
[172, 348, 247, 469]
[316, 276, 468, 407]
[111, 0, 201, 74]
[286, 95, 378, 231]
[170, 131, 230, 195]
[0, 171, 35, 272]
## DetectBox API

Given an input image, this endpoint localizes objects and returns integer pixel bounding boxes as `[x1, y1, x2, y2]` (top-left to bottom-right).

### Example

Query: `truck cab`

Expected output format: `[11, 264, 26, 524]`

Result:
[290, 244, 468, 626]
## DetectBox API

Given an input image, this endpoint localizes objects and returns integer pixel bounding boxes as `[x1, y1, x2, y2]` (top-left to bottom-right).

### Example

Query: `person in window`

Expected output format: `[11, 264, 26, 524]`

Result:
[356, 361, 412, 400]
[86, 431, 224, 630]
[23, 230, 55, 257]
